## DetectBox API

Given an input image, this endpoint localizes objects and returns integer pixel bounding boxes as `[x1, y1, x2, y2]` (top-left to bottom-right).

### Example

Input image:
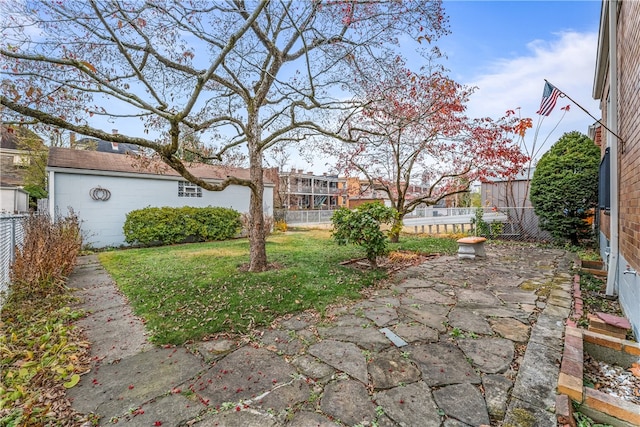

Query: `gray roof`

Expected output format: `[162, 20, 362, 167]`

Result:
[0, 126, 43, 150]
[483, 167, 535, 183]
[75, 138, 140, 154]
[47, 147, 272, 184]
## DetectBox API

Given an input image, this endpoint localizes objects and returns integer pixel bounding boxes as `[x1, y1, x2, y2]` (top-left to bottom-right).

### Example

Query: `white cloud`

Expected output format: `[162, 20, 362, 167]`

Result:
[464, 31, 600, 158]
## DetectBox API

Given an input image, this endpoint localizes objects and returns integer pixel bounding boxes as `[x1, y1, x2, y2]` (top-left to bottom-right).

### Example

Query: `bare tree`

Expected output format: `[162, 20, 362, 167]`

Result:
[1, 0, 447, 271]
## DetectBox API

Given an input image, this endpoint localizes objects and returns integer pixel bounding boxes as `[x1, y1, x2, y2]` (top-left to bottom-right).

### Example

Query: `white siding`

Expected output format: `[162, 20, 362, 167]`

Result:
[0, 188, 29, 213]
[51, 171, 273, 248]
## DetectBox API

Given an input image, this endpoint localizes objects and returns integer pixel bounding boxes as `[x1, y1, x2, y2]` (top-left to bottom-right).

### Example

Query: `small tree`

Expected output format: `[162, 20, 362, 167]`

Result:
[17, 135, 48, 206]
[331, 202, 397, 268]
[333, 66, 529, 243]
[530, 131, 600, 245]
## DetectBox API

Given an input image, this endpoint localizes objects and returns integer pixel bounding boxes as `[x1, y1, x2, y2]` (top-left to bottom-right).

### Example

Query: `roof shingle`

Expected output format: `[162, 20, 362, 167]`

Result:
[47, 147, 261, 182]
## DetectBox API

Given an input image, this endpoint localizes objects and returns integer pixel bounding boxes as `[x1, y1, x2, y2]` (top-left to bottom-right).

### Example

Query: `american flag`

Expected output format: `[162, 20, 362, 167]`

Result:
[536, 82, 561, 116]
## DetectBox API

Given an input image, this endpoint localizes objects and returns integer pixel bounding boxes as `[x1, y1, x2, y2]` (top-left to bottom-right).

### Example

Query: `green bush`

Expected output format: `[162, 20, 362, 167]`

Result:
[123, 206, 242, 246]
[471, 208, 503, 239]
[331, 202, 397, 267]
[530, 131, 599, 245]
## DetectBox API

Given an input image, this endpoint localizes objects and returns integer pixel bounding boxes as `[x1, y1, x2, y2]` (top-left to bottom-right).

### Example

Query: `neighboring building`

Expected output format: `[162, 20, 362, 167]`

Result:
[345, 178, 438, 209]
[47, 147, 274, 248]
[73, 130, 140, 155]
[277, 169, 459, 211]
[279, 169, 346, 210]
[345, 177, 387, 209]
[0, 185, 29, 213]
[0, 125, 42, 187]
[1, 126, 47, 211]
[481, 168, 535, 208]
[593, 0, 640, 336]
[480, 168, 550, 241]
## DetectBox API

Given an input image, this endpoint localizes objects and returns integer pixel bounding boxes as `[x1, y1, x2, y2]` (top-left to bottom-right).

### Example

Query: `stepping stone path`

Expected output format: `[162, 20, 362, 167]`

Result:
[68, 245, 573, 426]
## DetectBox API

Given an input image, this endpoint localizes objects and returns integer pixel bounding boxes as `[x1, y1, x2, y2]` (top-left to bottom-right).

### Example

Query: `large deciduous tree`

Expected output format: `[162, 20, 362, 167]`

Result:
[1, 0, 448, 271]
[335, 66, 529, 242]
[530, 131, 600, 245]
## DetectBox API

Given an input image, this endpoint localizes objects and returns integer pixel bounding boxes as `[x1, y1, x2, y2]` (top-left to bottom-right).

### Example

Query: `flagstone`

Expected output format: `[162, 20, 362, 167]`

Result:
[399, 304, 449, 332]
[482, 374, 513, 420]
[320, 380, 377, 426]
[391, 322, 439, 343]
[374, 382, 441, 427]
[489, 318, 531, 343]
[368, 349, 421, 389]
[433, 383, 490, 426]
[448, 308, 493, 335]
[410, 343, 480, 386]
[364, 306, 399, 327]
[458, 338, 514, 374]
[308, 340, 368, 383]
[404, 288, 456, 305]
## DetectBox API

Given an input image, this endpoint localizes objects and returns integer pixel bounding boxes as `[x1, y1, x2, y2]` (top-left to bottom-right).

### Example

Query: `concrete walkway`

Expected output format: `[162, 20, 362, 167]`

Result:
[67, 245, 575, 426]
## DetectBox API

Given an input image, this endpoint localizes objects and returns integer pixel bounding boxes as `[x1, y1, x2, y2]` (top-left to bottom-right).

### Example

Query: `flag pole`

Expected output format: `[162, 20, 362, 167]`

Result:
[545, 79, 625, 144]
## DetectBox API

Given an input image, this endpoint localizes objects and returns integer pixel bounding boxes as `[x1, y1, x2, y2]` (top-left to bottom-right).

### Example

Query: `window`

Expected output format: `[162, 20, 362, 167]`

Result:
[12, 155, 29, 166]
[598, 147, 610, 212]
[178, 180, 202, 198]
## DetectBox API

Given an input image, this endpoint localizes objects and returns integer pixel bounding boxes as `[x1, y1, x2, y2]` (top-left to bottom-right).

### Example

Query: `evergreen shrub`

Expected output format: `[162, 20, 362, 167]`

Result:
[530, 131, 599, 245]
[331, 202, 397, 267]
[123, 206, 241, 246]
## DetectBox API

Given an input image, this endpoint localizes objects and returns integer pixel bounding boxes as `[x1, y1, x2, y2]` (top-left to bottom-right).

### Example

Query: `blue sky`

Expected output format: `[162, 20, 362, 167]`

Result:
[78, 1, 605, 173]
[442, 0, 601, 82]
[294, 1, 605, 172]
[435, 0, 602, 160]
[298, 0, 604, 173]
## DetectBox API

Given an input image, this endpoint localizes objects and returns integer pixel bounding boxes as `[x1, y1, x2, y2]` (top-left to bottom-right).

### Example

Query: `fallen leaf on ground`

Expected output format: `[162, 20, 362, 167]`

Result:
[629, 362, 640, 378]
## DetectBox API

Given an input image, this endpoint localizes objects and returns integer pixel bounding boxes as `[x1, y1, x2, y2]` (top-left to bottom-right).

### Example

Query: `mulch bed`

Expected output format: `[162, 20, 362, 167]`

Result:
[340, 250, 440, 273]
[583, 353, 640, 405]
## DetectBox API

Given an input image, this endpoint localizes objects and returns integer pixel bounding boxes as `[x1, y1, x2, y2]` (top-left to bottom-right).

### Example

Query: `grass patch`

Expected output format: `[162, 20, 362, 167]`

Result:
[99, 230, 456, 344]
[389, 234, 458, 254]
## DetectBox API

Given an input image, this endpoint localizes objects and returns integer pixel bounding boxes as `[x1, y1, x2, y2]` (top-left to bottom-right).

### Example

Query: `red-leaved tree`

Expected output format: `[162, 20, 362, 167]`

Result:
[1, 1, 449, 271]
[335, 66, 530, 242]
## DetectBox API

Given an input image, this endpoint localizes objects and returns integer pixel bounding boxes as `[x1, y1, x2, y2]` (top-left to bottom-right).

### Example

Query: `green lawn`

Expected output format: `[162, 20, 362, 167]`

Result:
[98, 229, 457, 344]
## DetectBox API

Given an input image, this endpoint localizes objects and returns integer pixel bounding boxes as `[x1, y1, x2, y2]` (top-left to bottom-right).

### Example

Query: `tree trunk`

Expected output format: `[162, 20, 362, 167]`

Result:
[247, 116, 268, 272]
[368, 255, 378, 268]
[570, 231, 579, 247]
[389, 214, 404, 243]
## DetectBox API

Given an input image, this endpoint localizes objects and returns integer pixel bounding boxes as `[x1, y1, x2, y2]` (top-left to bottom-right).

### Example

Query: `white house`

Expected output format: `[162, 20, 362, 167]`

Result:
[47, 147, 274, 248]
[0, 185, 29, 213]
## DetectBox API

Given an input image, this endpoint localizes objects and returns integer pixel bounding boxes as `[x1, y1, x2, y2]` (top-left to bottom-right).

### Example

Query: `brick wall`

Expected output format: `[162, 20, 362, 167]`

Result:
[617, 0, 640, 271]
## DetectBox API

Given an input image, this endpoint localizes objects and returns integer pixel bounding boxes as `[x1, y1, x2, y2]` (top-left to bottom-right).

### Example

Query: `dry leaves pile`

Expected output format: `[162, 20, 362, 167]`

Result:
[342, 250, 438, 273]
[584, 354, 640, 405]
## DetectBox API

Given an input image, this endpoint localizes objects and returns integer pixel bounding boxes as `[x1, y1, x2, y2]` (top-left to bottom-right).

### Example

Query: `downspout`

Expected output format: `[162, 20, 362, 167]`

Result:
[48, 169, 55, 219]
[606, 0, 619, 295]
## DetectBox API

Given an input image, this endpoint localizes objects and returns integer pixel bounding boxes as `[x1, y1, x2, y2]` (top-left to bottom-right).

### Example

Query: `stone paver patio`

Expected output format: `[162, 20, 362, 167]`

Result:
[68, 244, 574, 426]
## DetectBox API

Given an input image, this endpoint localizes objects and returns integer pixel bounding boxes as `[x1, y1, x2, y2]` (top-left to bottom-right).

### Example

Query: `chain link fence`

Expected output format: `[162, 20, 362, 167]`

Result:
[0, 214, 28, 305]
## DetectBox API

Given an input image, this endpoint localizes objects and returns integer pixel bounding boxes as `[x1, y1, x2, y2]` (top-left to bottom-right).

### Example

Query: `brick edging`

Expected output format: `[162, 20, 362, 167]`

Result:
[556, 273, 640, 424]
